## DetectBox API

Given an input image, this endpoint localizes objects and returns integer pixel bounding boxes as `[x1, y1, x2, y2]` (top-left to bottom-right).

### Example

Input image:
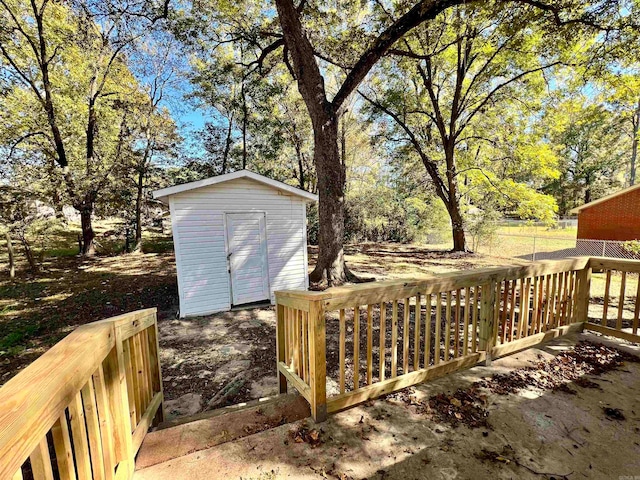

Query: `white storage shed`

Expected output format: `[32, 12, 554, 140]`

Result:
[153, 170, 318, 317]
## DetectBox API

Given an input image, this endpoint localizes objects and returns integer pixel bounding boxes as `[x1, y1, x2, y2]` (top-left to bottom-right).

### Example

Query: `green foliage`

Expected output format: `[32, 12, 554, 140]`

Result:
[622, 240, 640, 256]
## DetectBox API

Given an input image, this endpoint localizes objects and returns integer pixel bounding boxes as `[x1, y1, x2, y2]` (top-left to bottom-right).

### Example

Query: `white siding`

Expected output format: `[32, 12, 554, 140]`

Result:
[169, 177, 309, 317]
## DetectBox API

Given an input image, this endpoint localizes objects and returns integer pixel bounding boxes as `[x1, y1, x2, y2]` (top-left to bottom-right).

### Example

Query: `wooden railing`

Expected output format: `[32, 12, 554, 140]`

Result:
[583, 258, 640, 342]
[276, 256, 640, 422]
[0, 308, 163, 480]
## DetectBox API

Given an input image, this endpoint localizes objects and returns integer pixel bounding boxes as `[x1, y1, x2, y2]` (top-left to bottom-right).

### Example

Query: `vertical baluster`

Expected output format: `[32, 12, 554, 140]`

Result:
[493, 282, 502, 344]
[367, 304, 373, 385]
[463, 287, 470, 355]
[93, 366, 115, 480]
[567, 272, 576, 323]
[69, 391, 92, 480]
[444, 292, 452, 361]
[52, 412, 76, 480]
[391, 300, 398, 378]
[414, 293, 422, 371]
[554, 272, 565, 328]
[538, 276, 547, 332]
[301, 311, 308, 383]
[403, 298, 410, 374]
[454, 289, 461, 358]
[139, 330, 152, 410]
[509, 279, 517, 342]
[121, 337, 136, 428]
[617, 271, 627, 330]
[543, 274, 552, 330]
[131, 335, 145, 422]
[632, 278, 640, 335]
[379, 302, 386, 382]
[434, 293, 441, 365]
[603, 270, 612, 327]
[522, 278, 532, 338]
[30, 438, 54, 480]
[499, 281, 508, 343]
[560, 272, 569, 325]
[82, 380, 106, 480]
[425, 293, 432, 366]
[283, 307, 289, 368]
[339, 308, 346, 394]
[471, 287, 478, 352]
[354, 306, 360, 390]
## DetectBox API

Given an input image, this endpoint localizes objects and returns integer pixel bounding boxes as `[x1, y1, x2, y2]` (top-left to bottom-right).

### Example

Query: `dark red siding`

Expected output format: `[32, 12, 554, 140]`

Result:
[577, 187, 640, 241]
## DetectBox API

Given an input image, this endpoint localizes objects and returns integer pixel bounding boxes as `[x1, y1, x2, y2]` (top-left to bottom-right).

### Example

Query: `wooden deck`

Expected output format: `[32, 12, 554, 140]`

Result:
[2, 257, 639, 480]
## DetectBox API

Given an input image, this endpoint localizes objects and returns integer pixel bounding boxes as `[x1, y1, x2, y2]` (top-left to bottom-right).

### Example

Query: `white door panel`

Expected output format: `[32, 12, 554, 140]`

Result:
[226, 213, 270, 305]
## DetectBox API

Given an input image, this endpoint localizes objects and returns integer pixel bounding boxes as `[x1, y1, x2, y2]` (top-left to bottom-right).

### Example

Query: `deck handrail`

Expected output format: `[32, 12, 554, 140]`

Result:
[276, 256, 640, 422]
[1, 308, 163, 480]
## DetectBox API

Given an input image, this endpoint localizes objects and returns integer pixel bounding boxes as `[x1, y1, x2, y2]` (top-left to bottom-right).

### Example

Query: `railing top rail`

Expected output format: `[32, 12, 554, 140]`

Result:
[588, 257, 640, 273]
[0, 307, 157, 478]
[276, 257, 591, 311]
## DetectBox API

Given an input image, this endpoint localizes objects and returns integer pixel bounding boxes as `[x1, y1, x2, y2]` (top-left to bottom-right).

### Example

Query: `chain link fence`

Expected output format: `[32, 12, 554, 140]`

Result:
[470, 233, 640, 261]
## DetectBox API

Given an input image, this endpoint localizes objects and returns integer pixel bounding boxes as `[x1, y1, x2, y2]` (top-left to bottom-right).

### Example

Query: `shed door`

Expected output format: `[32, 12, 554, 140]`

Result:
[225, 213, 270, 305]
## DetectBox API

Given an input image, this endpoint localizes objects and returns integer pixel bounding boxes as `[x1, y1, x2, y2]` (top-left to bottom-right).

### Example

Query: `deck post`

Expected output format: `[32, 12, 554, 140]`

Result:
[308, 299, 327, 422]
[104, 327, 135, 478]
[575, 262, 593, 324]
[478, 280, 497, 366]
[276, 302, 288, 394]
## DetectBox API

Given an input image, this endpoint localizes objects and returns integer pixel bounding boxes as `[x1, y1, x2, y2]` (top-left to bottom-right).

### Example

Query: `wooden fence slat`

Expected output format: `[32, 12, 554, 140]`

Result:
[379, 302, 386, 382]
[339, 309, 346, 394]
[51, 413, 76, 480]
[603, 270, 612, 327]
[463, 287, 470, 355]
[434, 294, 441, 365]
[131, 335, 145, 425]
[617, 271, 627, 330]
[302, 311, 308, 383]
[500, 281, 509, 343]
[93, 366, 115, 480]
[391, 300, 398, 378]
[403, 298, 410, 374]
[29, 437, 54, 480]
[554, 272, 564, 328]
[367, 304, 373, 385]
[509, 280, 517, 342]
[81, 379, 106, 480]
[414, 294, 422, 371]
[634, 280, 640, 335]
[425, 294, 432, 366]
[454, 289, 461, 358]
[445, 292, 452, 362]
[69, 391, 92, 480]
[141, 329, 153, 408]
[122, 338, 137, 429]
[566, 272, 575, 324]
[471, 287, 478, 352]
[354, 306, 360, 390]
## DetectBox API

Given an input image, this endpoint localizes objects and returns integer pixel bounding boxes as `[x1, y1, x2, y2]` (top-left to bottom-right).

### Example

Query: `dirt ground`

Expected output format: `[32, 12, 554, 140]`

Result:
[135, 332, 640, 480]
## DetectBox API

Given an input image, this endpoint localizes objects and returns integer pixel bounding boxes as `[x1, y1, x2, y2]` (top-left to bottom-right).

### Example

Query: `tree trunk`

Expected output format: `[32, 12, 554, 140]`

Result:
[450, 205, 467, 252]
[134, 168, 144, 252]
[80, 206, 96, 256]
[630, 97, 639, 186]
[6, 232, 15, 278]
[308, 118, 350, 286]
[19, 234, 38, 274]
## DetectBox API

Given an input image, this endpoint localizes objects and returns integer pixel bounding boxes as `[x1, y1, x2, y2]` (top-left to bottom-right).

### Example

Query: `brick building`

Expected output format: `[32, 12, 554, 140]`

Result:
[570, 184, 640, 241]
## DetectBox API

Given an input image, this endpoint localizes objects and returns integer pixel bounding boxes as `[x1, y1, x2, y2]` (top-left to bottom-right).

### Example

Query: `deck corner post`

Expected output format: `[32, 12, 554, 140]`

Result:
[308, 298, 327, 422]
[479, 280, 497, 366]
[275, 299, 288, 394]
[104, 325, 135, 477]
[575, 263, 592, 325]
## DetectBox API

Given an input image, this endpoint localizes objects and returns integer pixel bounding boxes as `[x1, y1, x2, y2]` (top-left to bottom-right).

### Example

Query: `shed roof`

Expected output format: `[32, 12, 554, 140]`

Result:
[153, 170, 319, 203]
[569, 183, 640, 214]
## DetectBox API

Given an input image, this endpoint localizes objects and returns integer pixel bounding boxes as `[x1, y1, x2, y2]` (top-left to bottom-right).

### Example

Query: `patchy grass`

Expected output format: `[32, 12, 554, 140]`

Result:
[0, 249, 178, 383]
